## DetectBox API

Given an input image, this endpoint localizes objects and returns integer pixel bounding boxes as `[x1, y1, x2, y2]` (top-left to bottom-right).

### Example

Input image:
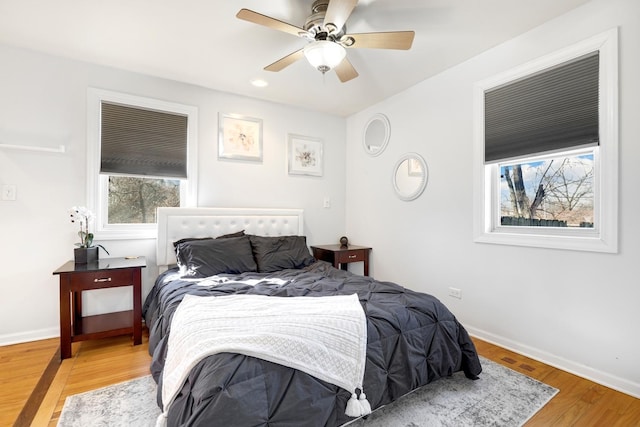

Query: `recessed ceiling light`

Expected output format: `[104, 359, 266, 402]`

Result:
[250, 78, 268, 88]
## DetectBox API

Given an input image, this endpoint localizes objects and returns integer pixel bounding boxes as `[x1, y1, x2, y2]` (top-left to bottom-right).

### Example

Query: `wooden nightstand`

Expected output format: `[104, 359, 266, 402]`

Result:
[311, 244, 372, 276]
[53, 257, 146, 360]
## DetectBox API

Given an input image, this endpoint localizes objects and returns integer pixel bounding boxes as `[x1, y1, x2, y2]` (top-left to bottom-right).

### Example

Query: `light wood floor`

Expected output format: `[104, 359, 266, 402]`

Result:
[2, 332, 639, 426]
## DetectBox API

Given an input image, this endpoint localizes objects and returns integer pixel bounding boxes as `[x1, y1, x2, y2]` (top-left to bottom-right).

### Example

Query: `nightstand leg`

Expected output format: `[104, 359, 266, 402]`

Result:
[132, 269, 142, 345]
[59, 276, 72, 360]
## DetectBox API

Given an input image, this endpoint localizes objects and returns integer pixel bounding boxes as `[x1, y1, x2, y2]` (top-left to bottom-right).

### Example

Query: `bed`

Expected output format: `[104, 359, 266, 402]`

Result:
[143, 207, 482, 426]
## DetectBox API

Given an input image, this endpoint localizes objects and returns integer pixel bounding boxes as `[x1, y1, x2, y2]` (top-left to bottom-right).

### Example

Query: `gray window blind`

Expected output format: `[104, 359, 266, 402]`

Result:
[484, 51, 599, 163]
[100, 102, 188, 178]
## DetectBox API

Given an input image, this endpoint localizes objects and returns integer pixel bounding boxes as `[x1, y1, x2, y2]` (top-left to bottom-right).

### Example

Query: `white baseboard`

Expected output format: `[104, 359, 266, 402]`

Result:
[0, 327, 58, 347]
[467, 325, 640, 399]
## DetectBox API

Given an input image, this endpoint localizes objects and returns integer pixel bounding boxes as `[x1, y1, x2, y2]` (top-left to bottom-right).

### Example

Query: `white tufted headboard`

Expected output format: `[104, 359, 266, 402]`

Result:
[156, 207, 304, 270]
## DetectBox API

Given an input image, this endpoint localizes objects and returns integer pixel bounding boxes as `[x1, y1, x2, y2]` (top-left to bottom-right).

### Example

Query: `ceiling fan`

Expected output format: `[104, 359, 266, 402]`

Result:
[236, 0, 415, 83]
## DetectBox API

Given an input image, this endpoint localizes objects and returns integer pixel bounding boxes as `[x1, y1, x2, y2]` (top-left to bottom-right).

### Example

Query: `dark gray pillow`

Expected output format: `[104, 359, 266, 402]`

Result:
[172, 230, 245, 249]
[176, 235, 256, 278]
[249, 235, 315, 273]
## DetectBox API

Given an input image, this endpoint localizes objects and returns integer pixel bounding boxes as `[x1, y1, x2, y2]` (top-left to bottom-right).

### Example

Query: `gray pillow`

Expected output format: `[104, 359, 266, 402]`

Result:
[176, 235, 256, 278]
[249, 235, 315, 273]
[172, 230, 245, 249]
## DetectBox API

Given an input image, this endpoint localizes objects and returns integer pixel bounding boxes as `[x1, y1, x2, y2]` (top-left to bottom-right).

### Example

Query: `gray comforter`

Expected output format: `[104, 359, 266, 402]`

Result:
[143, 261, 482, 427]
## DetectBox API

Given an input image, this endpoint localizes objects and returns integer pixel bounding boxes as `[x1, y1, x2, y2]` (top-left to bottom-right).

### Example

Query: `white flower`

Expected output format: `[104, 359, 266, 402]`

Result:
[68, 206, 109, 255]
[69, 206, 95, 248]
[69, 206, 94, 226]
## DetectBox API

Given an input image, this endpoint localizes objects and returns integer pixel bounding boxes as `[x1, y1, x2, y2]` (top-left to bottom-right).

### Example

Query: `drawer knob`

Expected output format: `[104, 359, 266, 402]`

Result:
[348, 255, 357, 259]
[94, 277, 112, 283]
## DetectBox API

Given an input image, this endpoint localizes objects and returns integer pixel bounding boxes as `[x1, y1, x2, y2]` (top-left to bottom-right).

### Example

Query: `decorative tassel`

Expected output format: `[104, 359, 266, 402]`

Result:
[156, 412, 168, 427]
[359, 392, 372, 415]
[345, 392, 363, 417]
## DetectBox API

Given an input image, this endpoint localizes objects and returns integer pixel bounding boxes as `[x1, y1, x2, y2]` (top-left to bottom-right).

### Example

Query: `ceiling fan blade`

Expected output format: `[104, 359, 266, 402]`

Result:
[324, 0, 358, 34]
[334, 57, 359, 83]
[346, 31, 415, 50]
[264, 49, 305, 72]
[236, 8, 306, 38]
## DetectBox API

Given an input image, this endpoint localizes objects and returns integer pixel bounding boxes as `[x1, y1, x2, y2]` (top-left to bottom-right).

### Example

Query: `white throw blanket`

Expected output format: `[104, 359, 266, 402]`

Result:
[156, 293, 370, 426]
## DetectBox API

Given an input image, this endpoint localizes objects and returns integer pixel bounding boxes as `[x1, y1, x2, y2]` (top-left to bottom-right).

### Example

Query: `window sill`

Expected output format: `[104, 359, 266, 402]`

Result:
[474, 229, 617, 253]
[94, 227, 157, 241]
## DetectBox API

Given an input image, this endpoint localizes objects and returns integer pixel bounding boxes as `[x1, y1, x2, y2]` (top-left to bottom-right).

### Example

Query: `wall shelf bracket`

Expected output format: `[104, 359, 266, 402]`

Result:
[0, 142, 66, 153]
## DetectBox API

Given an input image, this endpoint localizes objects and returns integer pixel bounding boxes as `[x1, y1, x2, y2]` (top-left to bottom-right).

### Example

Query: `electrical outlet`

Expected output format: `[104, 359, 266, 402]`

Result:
[323, 196, 331, 208]
[449, 287, 462, 299]
[2, 184, 16, 201]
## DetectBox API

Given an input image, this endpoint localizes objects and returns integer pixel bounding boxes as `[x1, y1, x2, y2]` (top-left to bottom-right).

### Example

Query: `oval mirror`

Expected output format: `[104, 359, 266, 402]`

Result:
[392, 153, 428, 201]
[363, 113, 390, 156]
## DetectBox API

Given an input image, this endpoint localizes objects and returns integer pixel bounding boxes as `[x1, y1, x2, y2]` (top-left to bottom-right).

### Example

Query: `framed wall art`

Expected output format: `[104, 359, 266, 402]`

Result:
[288, 134, 323, 177]
[218, 113, 263, 161]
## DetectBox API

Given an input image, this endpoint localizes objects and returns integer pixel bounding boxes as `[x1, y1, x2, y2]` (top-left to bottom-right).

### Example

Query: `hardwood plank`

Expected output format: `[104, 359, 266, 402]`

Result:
[0, 338, 58, 427]
[13, 347, 60, 427]
[33, 352, 75, 427]
[526, 368, 592, 426]
[573, 383, 640, 426]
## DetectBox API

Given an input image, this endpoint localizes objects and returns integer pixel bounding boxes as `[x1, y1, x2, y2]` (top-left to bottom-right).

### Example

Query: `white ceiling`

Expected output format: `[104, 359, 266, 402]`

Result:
[0, 0, 590, 117]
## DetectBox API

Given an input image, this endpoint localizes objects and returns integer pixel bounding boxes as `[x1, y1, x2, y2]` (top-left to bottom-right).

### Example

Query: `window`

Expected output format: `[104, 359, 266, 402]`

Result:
[473, 29, 618, 252]
[499, 148, 594, 228]
[87, 89, 198, 239]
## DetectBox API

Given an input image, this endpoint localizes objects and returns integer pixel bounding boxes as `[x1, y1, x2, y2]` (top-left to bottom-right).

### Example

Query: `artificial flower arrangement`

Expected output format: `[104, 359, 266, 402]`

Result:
[69, 206, 109, 256]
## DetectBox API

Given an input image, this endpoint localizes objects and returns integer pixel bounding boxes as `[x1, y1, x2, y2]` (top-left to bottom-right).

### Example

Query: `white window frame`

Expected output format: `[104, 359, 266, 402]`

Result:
[87, 88, 198, 240]
[473, 28, 618, 253]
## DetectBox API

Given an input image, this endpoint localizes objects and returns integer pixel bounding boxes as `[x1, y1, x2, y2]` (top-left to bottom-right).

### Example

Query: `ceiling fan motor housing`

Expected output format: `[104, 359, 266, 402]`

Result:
[305, 0, 346, 41]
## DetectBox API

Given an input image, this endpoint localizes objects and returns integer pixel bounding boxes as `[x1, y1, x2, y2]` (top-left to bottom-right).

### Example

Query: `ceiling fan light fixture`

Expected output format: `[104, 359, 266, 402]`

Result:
[303, 40, 346, 74]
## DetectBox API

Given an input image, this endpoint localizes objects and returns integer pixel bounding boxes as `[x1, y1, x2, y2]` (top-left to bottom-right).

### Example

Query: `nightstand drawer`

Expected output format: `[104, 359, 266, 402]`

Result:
[69, 269, 134, 290]
[335, 249, 366, 263]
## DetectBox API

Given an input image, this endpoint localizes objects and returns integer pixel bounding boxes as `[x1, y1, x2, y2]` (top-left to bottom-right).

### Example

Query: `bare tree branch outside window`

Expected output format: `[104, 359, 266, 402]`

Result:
[500, 153, 594, 228]
[108, 176, 180, 224]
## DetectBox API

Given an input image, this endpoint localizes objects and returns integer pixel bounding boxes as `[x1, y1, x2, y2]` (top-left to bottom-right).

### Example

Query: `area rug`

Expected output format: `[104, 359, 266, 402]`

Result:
[57, 356, 558, 427]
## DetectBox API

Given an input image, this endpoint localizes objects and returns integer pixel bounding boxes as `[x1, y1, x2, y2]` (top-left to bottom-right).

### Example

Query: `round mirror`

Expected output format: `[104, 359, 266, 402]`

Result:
[392, 153, 428, 201]
[363, 113, 390, 156]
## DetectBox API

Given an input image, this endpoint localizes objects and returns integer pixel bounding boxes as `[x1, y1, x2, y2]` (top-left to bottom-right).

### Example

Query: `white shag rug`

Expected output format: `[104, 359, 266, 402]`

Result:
[57, 356, 558, 427]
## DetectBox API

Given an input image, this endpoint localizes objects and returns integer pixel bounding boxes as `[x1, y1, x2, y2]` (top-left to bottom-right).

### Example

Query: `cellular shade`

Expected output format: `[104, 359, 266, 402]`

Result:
[484, 51, 599, 163]
[101, 102, 188, 178]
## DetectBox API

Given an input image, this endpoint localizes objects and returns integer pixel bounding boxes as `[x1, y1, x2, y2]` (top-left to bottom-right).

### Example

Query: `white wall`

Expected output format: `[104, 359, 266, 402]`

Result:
[0, 45, 346, 345]
[345, 0, 640, 398]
